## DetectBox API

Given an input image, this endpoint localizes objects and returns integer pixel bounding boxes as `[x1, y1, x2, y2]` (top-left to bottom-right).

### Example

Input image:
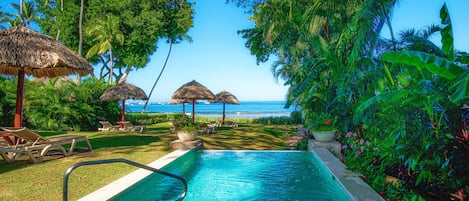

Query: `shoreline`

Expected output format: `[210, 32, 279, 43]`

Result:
[125, 101, 294, 119]
[127, 111, 292, 119]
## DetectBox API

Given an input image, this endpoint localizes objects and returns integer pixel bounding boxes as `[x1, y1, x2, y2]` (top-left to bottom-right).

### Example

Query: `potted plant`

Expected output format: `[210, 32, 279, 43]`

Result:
[171, 116, 198, 142]
[308, 112, 337, 142]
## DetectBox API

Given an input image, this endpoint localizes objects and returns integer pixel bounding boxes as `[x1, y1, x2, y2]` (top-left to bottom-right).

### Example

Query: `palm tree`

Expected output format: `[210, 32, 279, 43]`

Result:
[10, 0, 39, 26]
[0, 8, 13, 29]
[142, 1, 193, 112]
[242, 0, 397, 103]
[76, 0, 85, 82]
[85, 15, 124, 84]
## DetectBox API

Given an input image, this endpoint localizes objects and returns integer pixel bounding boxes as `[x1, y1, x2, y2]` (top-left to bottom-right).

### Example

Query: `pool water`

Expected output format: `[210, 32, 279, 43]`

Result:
[111, 150, 352, 201]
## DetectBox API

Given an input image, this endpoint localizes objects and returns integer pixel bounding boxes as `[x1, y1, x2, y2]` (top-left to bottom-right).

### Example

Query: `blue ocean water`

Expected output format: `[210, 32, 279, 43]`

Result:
[125, 101, 294, 118]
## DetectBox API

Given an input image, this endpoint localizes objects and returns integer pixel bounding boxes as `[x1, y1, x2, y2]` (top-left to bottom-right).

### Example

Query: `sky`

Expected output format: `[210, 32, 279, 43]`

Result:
[1, 0, 469, 102]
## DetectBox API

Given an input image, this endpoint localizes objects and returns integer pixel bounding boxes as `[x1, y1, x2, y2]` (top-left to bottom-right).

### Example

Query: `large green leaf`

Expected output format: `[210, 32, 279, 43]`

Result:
[382, 50, 463, 80]
[440, 3, 454, 61]
[449, 71, 469, 104]
[353, 90, 410, 124]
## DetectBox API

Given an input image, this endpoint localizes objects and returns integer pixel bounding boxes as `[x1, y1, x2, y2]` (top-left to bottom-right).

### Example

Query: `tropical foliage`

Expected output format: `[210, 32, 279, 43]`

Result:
[308, 112, 337, 131]
[29, 0, 194, 83]
[235, 0, 468, 199]
[0, 77, 120, 131]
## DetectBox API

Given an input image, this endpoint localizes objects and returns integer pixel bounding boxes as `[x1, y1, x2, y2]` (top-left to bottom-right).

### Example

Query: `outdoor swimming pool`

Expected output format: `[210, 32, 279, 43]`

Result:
[109, 150, 352, 201]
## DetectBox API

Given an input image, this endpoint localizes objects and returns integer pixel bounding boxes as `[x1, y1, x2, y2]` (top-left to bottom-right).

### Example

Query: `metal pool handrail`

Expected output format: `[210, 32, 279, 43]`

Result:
[63, 158, 187, 201]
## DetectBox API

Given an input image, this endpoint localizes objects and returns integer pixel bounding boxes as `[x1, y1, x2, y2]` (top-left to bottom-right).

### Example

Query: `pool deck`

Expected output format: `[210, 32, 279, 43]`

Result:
[308, 140, 385, 201]
[78, 148, 193, 201]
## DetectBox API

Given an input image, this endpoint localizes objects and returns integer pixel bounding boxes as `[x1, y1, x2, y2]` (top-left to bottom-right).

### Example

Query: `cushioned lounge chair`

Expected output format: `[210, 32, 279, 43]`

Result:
[118, 121, 145, 132]
[98, 121, 120, 132]
[1, 127, 92, 156]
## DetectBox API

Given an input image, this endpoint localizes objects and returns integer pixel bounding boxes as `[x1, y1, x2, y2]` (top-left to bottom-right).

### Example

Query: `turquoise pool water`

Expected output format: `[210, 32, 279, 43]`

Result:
[111, 150, 352, 201]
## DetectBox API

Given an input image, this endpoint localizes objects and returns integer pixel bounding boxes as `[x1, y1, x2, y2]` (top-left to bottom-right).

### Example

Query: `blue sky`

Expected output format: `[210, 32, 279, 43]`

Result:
[2, 0, 469, 102]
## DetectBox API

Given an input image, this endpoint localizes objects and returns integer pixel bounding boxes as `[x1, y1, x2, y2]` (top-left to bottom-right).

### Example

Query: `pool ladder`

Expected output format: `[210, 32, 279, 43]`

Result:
[63, 158, 187, 201]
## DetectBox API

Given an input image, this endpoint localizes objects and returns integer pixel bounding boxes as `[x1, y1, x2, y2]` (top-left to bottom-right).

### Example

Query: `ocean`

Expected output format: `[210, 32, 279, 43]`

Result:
[125, 101, 294, 118]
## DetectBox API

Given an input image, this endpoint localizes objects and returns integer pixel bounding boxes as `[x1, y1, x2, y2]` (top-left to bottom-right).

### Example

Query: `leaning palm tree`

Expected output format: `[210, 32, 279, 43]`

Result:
[141, 2, 193, 112]
[85, 15, 124, 84]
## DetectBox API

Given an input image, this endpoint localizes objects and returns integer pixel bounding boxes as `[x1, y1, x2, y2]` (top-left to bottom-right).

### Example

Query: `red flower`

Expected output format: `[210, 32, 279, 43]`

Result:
[323, 119, 331, 125]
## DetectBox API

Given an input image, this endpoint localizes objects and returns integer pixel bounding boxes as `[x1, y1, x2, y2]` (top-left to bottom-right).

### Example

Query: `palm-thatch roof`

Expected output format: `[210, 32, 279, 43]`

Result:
[0, 25, 92, 77]
[171, 80, 216, 100]
[168, 98, 193, 104]
[100, 82, 148, 101]
[211, 90, 240, 104]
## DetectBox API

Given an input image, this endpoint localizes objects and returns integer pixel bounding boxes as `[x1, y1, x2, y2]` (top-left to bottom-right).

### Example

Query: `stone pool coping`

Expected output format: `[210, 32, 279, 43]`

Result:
[78, 148, 193, 201]
[79, 143, 384, 201]
[308, 140, 385, 201]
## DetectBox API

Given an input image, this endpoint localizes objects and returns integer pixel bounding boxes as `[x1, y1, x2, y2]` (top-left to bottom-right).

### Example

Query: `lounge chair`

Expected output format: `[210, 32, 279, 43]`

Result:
[198, 123, 209, 134]
[98, 121, 120, 132]
[207, 122, 217, 134]
[0, 143, 62, 163]
[0, 129, 68, 163]
[118, 121, 145, 133]
[1, 127, 92, 156]
[226, 120, 238, 127]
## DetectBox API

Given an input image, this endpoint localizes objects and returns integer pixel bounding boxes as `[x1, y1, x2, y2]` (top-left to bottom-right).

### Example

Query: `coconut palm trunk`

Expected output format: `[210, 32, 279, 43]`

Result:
[76, 0, 84, 82]
[141, 41, 173, 113]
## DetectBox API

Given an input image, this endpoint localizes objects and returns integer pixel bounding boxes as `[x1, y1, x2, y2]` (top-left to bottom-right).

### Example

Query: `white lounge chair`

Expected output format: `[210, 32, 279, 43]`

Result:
[118, 121, 145, 133]
[98, 121, 120, 132]
[1, 127, 92, 157]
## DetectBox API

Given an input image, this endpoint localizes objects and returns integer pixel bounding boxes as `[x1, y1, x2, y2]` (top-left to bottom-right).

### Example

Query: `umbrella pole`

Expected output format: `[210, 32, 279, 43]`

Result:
[222, 103, 226, 125]
[14, 70, 25, 128]
[192, 99, 195, 122]
[121, 99, 125, 122]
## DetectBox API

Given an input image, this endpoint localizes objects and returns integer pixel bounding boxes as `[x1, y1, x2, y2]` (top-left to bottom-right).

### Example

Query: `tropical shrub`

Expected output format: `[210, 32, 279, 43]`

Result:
[0, 76, 17, 127]
[251, 116, 294, 125]
[0, 77, 121, 131]
[126, 113, 171, 125]
[348, 4, 469, 200]
[307, 112, 337, 131]
[237, 0, 468, 199]
[24, 77, 121, 131]
[289, 110, 303, 124]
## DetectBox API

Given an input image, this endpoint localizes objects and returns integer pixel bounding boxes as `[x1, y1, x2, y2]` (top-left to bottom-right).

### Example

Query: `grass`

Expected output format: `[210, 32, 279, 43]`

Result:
[0, 121, 297, 201]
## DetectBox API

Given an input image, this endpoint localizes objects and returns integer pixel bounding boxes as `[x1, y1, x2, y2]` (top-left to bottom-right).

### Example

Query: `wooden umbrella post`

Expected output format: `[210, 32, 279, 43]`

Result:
[14, 69, 25, 128]
[222, 103, 226, 125]
[192, 99, 195, 122]
[121, 99, 126, 122]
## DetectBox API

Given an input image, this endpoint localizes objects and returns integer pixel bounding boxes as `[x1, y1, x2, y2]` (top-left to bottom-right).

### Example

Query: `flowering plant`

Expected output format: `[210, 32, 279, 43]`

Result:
[171, 115, 198, 132]
[309, 112, 337, 131]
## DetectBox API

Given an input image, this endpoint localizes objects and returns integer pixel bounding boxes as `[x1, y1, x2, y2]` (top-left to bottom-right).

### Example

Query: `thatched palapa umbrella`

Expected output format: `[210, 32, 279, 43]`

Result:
[100, 79, 148, 122]
[0, 25, 93, 127]
[210, 90, 240, 125]
[171, 80, 215, 122]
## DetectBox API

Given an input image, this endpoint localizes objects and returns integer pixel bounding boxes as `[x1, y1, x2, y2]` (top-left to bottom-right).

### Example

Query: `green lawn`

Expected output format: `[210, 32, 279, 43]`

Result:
[0, 122, 296, 201]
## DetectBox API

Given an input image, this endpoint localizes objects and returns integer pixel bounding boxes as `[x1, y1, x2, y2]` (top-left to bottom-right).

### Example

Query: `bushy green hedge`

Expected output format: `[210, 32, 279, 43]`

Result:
[125, 113, 172, 125]
[0, 77, 120, 131]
